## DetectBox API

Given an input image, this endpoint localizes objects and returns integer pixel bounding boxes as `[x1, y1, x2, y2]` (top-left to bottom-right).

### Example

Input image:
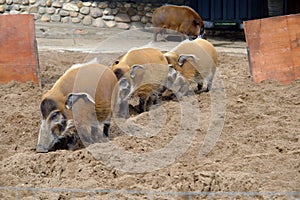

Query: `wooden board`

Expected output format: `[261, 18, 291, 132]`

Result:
[244, 14, 300, 84]
[0, 14, 40, 86]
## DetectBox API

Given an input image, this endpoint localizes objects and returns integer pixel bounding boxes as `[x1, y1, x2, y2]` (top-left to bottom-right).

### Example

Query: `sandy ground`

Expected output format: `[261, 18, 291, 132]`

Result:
[0, 23, 299, 199]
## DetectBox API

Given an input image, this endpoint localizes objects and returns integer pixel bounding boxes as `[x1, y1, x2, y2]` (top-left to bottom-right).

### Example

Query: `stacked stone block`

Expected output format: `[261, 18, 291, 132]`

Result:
[0, 0, 190, 29]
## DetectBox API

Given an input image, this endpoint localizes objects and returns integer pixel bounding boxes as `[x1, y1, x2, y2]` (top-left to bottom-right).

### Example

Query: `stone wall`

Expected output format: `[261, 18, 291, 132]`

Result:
[0, 0, 191, 29]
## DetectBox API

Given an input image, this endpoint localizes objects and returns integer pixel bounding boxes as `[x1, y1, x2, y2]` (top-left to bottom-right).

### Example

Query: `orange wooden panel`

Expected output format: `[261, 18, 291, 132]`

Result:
[0, 14, 40, 85]
[244, 14, 300, 84]
[287, 14, 300, 79]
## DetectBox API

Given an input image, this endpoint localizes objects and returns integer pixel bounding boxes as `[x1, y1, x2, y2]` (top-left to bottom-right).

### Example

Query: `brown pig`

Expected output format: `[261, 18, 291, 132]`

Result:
[152, 5, 205, 41]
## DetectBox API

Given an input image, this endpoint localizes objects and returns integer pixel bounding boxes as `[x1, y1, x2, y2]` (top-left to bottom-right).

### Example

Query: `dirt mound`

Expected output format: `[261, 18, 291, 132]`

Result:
[0, 51, 299, 199]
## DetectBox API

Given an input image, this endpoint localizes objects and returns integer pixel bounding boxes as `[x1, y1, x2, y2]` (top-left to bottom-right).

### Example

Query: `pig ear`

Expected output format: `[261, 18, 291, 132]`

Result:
[130, 65, 144, 78]
[65, 93, 95, 110]
[40, 98, 57, 119]
[178, 54, 196, 66]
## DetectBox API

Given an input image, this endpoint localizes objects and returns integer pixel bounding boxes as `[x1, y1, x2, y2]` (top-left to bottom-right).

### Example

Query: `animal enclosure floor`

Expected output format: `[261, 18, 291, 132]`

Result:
[0, 49, 299, 199]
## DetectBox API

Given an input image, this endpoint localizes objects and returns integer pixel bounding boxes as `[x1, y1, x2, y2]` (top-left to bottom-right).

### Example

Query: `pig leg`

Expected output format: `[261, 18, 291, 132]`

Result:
[103, 122, 110, 137]
[200, 81, 211, 93]
[138, 98, 146, 113]
[201, 70, 215, 92]
[197, 83, 203, 92]
[153, 27, 162, 42]
[145, 93, 158, 111]
[161, 29, 167, 41]
[119, 100, 129, 118]
[137, 95, 151, 113]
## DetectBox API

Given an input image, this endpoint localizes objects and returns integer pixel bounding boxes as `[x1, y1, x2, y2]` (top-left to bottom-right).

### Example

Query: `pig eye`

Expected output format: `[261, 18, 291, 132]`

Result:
[50, 111, 59, 120]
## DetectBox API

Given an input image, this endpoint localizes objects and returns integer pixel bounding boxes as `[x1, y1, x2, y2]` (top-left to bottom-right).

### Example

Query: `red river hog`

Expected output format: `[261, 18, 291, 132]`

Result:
[37, 60, 118, 152]
[164, 38, 218, 93]
[152, 5, 205, 41]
